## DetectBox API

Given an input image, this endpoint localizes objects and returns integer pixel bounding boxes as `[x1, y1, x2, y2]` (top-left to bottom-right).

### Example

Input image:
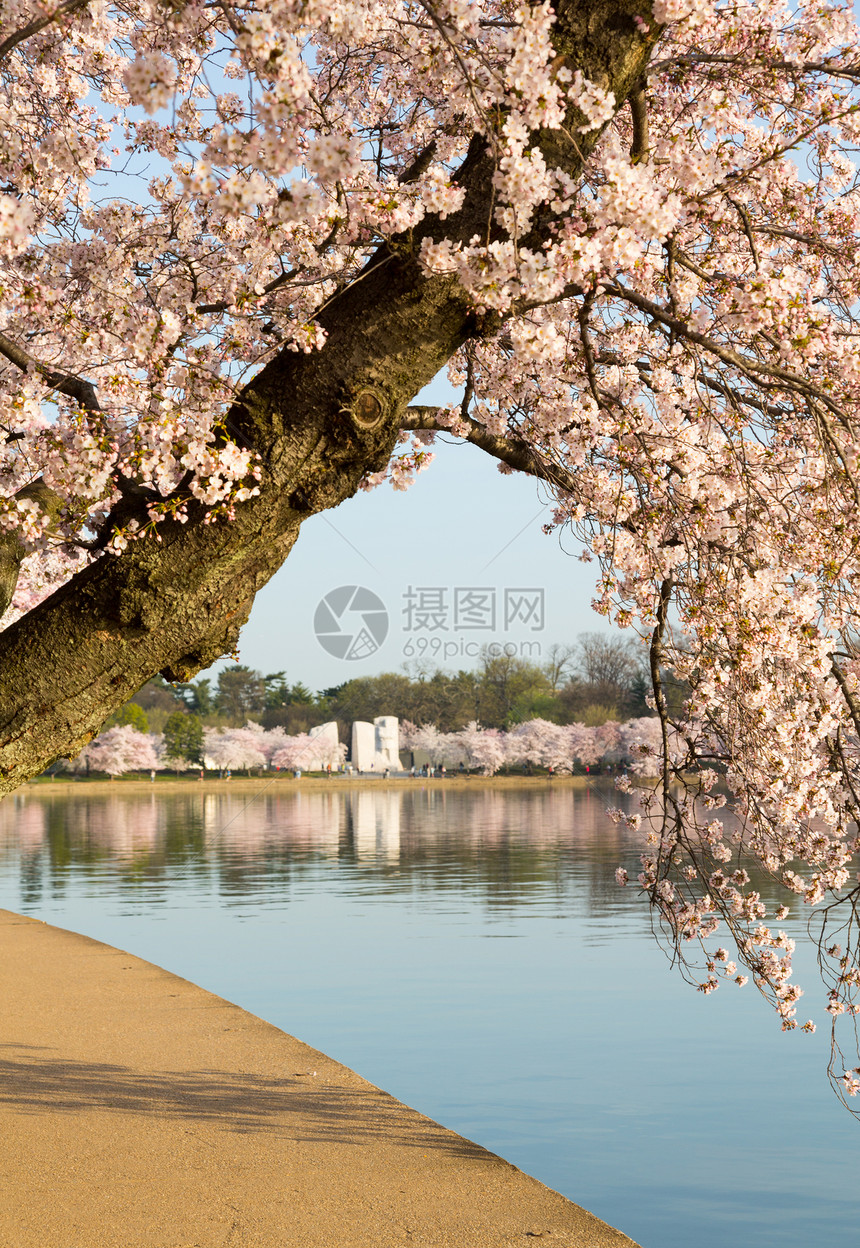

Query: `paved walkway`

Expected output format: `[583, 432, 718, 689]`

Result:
[0, 910, 640, 1248]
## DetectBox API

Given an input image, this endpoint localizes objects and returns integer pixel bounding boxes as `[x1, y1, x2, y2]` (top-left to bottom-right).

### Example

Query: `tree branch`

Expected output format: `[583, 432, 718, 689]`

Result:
[650, 51, 860, 85]
[398, 140, 438, 184]
[603, 281, 845, 411]
[629, 77, 649, 163]
[196, 217, 344, 314]
[402, 405, 580, 494]
[0, 331, 101, 412]
[0, 0, 90, 64]
[0, 480, 66, 619]
[0, 0, 662, 792]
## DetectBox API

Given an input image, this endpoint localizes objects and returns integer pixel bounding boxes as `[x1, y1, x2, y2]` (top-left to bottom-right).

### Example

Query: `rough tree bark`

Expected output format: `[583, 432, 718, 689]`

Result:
[0, 0, 659, 793]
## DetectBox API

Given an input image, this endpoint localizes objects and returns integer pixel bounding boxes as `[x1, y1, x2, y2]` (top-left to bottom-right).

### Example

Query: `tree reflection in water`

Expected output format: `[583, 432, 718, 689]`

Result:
[0, 785, 644, 909]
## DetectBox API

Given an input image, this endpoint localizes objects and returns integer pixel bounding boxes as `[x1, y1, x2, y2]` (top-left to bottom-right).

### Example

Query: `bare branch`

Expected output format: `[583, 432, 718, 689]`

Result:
[727, 197, 760, 271]
[578, 288, 603, 405]
[650, 576, 674, 857]
[753, 224, 848, 257]
[402, 405, 580, 494]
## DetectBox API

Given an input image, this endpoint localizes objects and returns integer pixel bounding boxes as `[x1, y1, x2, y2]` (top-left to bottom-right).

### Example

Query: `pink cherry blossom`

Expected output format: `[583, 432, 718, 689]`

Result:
[203, 727, 267, 772]
[76, 726, 159, 777]
[6, 0, 860, 1080]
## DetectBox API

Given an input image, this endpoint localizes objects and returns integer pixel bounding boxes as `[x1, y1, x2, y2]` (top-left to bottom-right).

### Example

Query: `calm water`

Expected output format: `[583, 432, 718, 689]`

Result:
[0, 780, 857, 1248]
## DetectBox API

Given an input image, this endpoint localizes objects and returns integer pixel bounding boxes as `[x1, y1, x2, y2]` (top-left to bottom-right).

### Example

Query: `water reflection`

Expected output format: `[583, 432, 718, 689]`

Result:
[0, 782, 858, 1248]
[0, 783, 808, 924]
[0, 784, 645, 913]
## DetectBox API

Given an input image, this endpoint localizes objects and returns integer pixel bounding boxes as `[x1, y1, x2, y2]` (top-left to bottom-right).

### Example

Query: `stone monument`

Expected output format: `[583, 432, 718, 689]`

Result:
[351, 716, 400, 772]
[375, 716, 400, 770]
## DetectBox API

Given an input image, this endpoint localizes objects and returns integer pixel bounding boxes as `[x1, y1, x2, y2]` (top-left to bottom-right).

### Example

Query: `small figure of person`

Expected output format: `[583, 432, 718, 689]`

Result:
[150, 769, 155, 783]
[326, 763, 332, 779]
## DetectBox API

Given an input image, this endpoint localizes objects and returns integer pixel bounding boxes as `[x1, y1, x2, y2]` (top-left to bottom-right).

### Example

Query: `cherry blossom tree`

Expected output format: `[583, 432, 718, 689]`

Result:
[5, 0, 860, 1083]
[271, 730, 345, 770]
[509, 717, 573, 771]
[615, 715, 689, 774]
[402, 721, 465, 767]
[408, 724, 445, 764]
[202, 726, 266, 772]
[76, 725, 159, 777]
[458, 722, 507, 775]
[243, 721, 287, 762]
[566, 722, 603, 768]
[0, 0, 667, 785]
[270, 733, 316, 772]
[435, 731, 468, 768]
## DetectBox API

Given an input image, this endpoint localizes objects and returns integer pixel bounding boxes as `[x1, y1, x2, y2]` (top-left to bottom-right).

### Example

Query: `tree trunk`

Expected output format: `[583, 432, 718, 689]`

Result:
[0, 0, 658, 794]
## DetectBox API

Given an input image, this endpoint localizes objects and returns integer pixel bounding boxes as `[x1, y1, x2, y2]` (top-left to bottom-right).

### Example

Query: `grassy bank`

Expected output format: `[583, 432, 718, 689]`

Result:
[23, 772, 602, 795]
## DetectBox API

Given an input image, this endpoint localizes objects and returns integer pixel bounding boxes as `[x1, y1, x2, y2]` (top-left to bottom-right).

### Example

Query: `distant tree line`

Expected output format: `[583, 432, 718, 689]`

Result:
[106, 633, 691, 745]
[68, 712, 687, 779]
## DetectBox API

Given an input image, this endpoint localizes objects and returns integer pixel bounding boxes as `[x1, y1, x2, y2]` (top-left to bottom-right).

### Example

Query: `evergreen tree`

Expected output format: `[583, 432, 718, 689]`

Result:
[163, 712, 204, 766]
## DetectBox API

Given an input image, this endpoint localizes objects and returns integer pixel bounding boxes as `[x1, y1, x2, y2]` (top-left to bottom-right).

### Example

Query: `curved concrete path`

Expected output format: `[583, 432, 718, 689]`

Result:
[0, 910, 640, 1248]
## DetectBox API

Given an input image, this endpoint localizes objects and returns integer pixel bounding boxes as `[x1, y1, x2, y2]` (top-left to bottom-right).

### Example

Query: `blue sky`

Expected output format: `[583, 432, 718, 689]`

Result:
[210, 374, 613, 691]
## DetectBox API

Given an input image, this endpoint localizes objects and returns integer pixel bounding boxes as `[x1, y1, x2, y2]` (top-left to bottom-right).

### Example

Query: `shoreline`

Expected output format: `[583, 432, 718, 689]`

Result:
[0, 908, 640, 1247]
[22, 772, 605, 795]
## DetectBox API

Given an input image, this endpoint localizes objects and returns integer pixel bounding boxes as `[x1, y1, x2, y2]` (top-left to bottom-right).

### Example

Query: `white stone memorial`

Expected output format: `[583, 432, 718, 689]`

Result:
[351, 716, 401, 772]
[351, 720, 375, 772]
[375, 716, 400, 770]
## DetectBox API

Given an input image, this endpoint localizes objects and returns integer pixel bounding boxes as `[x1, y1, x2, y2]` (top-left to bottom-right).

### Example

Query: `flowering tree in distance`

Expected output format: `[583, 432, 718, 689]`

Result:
[270, 733, 316, 771]
[7, 0, 860, 1083]
[202, 726, 267, 772]
[509, 717, 573, 771]
[76, 725, 159, 777]
[458, 721, 508, 775]
[270, 731, 345, 770]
